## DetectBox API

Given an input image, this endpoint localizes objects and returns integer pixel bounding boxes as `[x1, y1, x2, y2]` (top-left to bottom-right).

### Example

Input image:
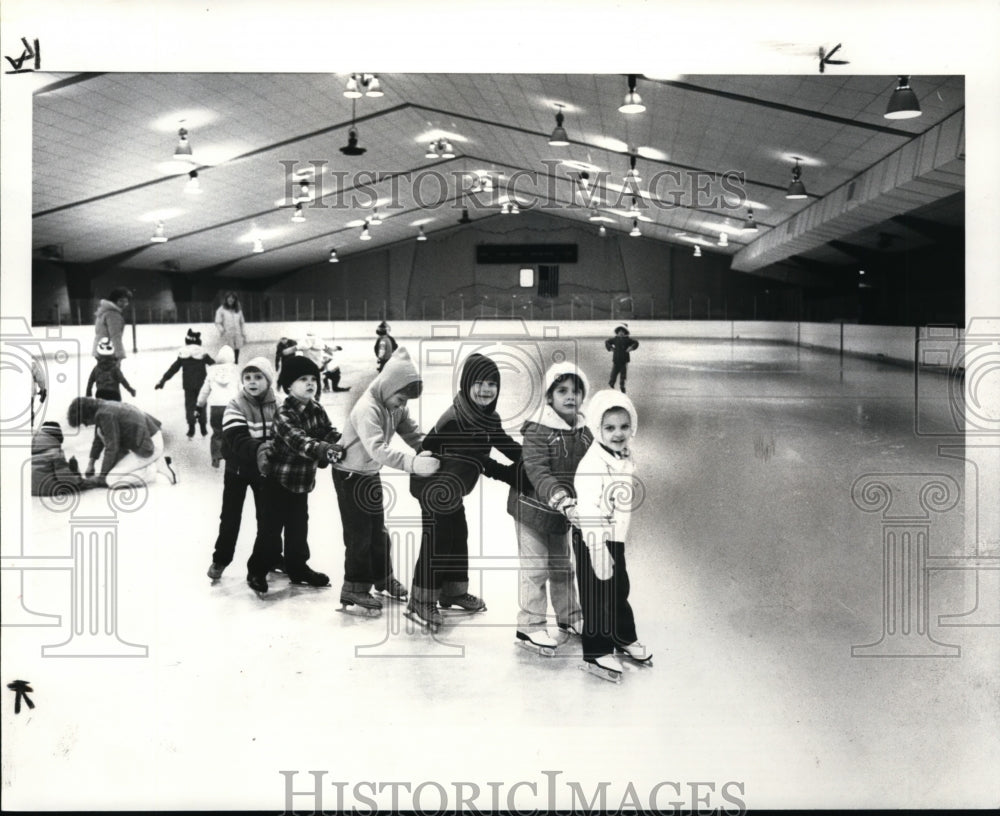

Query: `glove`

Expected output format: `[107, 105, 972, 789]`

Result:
[484, 460, 517, 486]
[38, 388, 47, 403]
[255, 440, 275, 477]
[154, 382, 164, 390]
[324, 429, 342, 444]
[68, 456, 80, 475]
[412, 451, 440, 476]
[588, 540, 614, 581]
[327, 444, 345, 464]
[128, 387, 137, 397]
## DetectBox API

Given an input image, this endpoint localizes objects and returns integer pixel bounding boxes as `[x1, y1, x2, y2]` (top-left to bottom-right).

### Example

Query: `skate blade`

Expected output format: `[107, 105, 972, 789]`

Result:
[403, 610, 440, 633]
[438, 605, 487, 616]
[515, 639, 555, 658]
[579, 663, 622, 683]
[616, 649, 654, 666]
[337, 604, 381, 618]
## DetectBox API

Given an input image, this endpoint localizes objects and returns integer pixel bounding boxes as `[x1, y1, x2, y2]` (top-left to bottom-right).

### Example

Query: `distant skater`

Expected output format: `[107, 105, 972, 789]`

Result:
[605, 323, 639, 393]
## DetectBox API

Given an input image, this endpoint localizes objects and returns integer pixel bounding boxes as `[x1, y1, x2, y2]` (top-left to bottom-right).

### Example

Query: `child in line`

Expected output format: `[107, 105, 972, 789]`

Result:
[86, 338, 136, 401]
[605, 323, 639, 393]
[331, 347, 439, 613]
[373, 321, 397, 372]
[154, 329, 215, 438]
[507, 362, 592, 652]
[247, 356, 340, 594]
[573, 390, 651, 680]
[197, 345, 239, 468]
[208, 357, 278, 581]
[407, 353, 522, 628]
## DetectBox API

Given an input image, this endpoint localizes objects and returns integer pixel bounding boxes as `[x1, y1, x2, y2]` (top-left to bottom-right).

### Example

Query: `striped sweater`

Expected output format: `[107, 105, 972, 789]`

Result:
[221, 387, 277, 479]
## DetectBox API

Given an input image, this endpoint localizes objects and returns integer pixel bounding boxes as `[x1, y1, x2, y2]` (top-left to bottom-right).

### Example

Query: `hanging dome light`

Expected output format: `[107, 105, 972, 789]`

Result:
[786, 159, 807, 199]
[173, 126, 193, 161]
[416, 226, 427, 242]
[329, 248, 339, 263]
[598, 225, 607, 238]
[343, 74, 362, 99]
[360, 224, 372, 241]
[744, 209, 759, 232]
[884, 76, 921, 119]
[365, 75, 383, 98]
[184, 169, 201, 194]
[629, 219, 641, 237]
[252, 237, 265, 253]
[693, 245, 702, 257]
[150, 221, 168, 243]
[548, 105, 569, 146]
[618, 74, 646, 114]
[291, 203, 306, 223]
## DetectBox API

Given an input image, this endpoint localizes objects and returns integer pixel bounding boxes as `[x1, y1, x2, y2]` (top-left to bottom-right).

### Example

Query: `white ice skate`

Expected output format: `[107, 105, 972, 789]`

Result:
[580, 654, 623, 683]
[515, 630, 557, 657]
[616, 641, 653, 665]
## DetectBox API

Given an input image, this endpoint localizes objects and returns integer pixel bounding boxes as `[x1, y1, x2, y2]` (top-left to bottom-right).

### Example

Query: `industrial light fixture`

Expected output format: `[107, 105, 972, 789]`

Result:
[884, 75, 921, 120]
[618, 74, 645, 114]
[425, 138, 456, 159]
[786, 159, 807, 199]
[367, 209, 383, 225]
[588, 206, 603, 222]
[744, 209, 759, 232]
[416, 226, 427, 241]
[173, 126, 193, 160]
[184, 169, 201, 193]
[344, 73, 383, 98]
[548, 104, 569, 146]
[252, 238, 264, 253]
[340, 99, 367, 156]
[624, 154, 642, 185]
[291, 203, 306, 223]
[626, 196, 641, 217]
[598, 225, 607, 238]
[360, 224, 372, 241]
[629, 219, 641, 237]
[150, 221, 168, 243]
[718, 232, 729, 247]
[294, 177, 312, 203]
[328, 248, 339, 263]
[500, 201, 520, 215]
[693, 245, 702, 257]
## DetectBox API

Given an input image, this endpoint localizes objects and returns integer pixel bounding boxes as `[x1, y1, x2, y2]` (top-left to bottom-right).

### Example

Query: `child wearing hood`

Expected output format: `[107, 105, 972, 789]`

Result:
[407, 353, 523, 628]
[246, 355, 341, 594]
[197, 345, 239, 468]
[87, 338, 136, 401]
[507, 361, 592, 652]
[573, 390, 651, 680]
[154, 329, 215, 438]
[331, 347, 439, 613]
[208, 357, 279, 581]
[30, 421, 96, 497]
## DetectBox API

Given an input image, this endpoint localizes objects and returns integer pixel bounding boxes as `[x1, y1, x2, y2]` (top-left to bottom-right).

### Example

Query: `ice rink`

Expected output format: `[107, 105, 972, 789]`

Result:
[3, 330, 998, 811]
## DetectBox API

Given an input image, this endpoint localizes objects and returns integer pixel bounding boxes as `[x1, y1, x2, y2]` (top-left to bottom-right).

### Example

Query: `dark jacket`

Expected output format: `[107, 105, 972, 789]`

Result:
[31, 424, 91, 496]
[87, 359, 132, 396]
[85, 400, 163, 478]
[605, 333, 639, 366]
[157, 345, 215, 392]
[222, 385, 277, 481]
[506, 406, 593, 534]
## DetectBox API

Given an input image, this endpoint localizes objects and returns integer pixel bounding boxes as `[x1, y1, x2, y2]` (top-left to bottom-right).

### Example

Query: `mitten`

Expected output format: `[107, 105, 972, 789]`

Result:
[68, 456, 80, 475]
[588, 540, 614, 580]
[412, 451, 440, 476]
[128, 387, 137, 397]
[324, 429, 342, 444]
[154, 382, 164, 390]
[38, 388, 47, 403]
[255, 440, 275, 477]
[327, 444, 345, 464]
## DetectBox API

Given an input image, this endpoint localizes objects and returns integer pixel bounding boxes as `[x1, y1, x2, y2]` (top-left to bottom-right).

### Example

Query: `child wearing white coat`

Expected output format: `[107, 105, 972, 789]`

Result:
[197, 345, 240, 467]
[572, 389, 651, 679]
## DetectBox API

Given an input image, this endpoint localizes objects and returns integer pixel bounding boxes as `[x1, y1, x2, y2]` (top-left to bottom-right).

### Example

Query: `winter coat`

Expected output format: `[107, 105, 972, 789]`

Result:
[410, 354, 522, 503]
[93, 299, 126, 360]
[374, 334, 398, 371]
[221, 356, 277, 480]
[197, 345, 239, 408]
[81, 399, 163, 478]
[605, 334, 639, 366]
[158, 344, 215, 393]
[87, 358, 132, 396]
[215, 305, 246, 350]
[574, 441, 636, 547]
[31, 424, 90, 496]
[333, 347, 424, 476]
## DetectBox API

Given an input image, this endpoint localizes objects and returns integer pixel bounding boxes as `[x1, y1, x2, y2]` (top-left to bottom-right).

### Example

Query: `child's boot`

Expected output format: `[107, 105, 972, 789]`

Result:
[438, 580, 486, 612]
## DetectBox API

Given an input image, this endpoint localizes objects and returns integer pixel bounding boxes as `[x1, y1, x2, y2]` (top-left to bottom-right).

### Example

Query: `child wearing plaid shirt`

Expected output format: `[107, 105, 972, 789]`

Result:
[247, 355, 342, 594]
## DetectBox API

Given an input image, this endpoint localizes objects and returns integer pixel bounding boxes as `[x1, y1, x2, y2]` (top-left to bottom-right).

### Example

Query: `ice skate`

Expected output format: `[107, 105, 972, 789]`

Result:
[338, 589, 382, 618]
[438, 592, 487, 614]
[207, 562, 225, 581]
[404, 594, 443, 632]
[247, 573, 268, 596]
[580, 654, 623, 683]
[515, 630, 557, 657]
[288, 566, 330, 588]
[616, 641, 653, 665]
[558, 620, 583, 637]
[160, 456, 177, 485]
[374, 576, 408, 601]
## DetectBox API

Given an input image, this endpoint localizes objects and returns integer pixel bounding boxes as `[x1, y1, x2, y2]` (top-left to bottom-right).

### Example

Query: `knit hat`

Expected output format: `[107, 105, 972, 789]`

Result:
[277, 354, 321, 392]
[586, 389, 638, 440]
[185, 328, 202, 345]
[376, 321, 390, 336]
[614, 323, 630, 335]
[96, 337, 115, 356]
[40, 420, 64, 445]
[459, 353, 501, 413]
[240, 356, 276, 389]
